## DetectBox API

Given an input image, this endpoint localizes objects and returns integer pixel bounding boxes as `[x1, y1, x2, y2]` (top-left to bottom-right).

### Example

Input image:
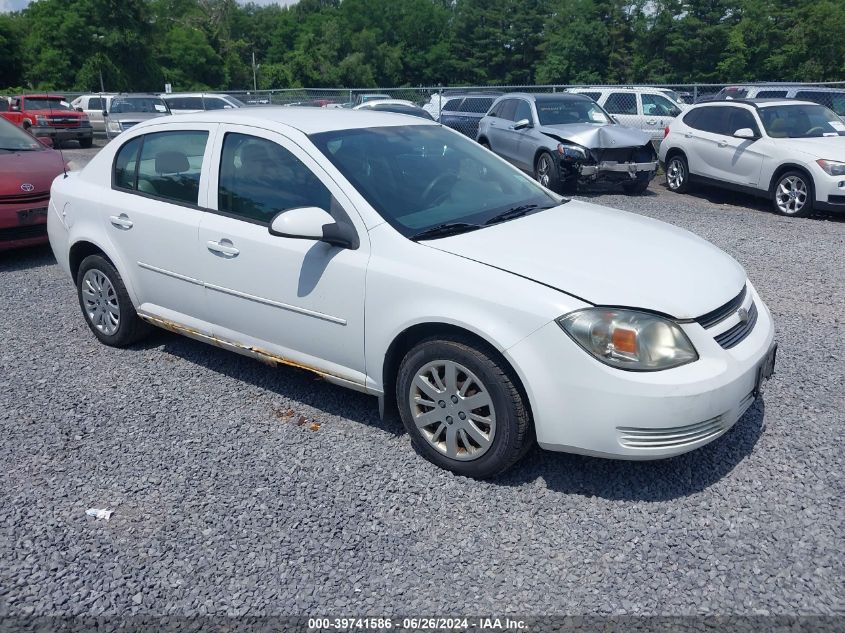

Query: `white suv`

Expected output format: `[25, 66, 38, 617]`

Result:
[568, 87, 683, 143]
[659, 99, 845, 217]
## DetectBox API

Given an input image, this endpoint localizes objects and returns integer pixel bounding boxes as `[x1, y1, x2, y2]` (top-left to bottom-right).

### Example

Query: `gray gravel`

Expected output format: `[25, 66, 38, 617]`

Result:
[0, 156, 843, 619]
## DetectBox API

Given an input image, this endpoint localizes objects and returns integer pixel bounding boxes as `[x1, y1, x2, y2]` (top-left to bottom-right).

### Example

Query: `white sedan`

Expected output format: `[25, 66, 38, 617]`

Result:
[47, 108, 777, 478]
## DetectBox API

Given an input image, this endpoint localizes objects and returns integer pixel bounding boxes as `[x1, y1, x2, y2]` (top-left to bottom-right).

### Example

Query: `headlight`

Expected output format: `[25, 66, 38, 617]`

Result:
[557, 143, 587, 161]
[35, 115, 49, 126]
[816, 159, 845, 176]
[557, 308, 698, 371]
[107, 120, 122, 132]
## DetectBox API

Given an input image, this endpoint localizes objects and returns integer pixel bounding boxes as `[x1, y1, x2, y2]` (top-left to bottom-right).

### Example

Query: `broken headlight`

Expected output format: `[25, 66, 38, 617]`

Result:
[557, 143, 587, 161]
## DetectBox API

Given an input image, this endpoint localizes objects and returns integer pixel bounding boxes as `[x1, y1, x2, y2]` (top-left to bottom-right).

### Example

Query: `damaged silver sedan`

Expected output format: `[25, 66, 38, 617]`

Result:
[477, 92, 658, 194]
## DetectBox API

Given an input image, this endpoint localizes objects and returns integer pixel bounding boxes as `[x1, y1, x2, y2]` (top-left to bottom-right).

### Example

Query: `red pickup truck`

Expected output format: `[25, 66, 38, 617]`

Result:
[1, 94, 94, 148]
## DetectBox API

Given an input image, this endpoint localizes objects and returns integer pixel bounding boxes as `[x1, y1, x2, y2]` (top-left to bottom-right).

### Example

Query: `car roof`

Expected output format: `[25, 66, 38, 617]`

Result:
[136, 107, 438, 134]
[17, 94, 65, 99]
[498, 92, 593, 102]
[692, 99, 819, 109]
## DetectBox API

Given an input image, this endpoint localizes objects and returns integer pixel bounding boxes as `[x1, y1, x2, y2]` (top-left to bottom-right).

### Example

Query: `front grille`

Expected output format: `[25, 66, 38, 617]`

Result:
[617, 415, 726, 449]
[46, 117, 80, 128]
[714, 302, 758, 349]
[0, 191, 49, 204]
[593, 144, 654, 164]
[0, 223, 47, 242]
[696, 284, 747, 329]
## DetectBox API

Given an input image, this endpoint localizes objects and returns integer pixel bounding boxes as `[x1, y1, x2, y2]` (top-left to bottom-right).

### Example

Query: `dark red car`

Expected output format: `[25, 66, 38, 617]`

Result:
[0, 117, 66, 251]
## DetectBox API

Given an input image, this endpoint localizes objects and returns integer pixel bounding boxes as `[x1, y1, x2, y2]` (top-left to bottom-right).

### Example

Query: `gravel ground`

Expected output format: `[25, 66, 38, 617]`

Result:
[0, 144, 843, 620]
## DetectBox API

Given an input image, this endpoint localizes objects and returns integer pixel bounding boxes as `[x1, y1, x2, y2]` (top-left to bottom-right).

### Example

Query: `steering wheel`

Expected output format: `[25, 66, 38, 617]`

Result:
[806, 126, 827, 136]
[421, 172, 458, 205]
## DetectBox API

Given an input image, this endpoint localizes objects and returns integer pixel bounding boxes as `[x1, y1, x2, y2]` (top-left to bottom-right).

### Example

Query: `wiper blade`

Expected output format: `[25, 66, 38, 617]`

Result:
[484, 203, 556, 226]
[410, 222, 482, 241]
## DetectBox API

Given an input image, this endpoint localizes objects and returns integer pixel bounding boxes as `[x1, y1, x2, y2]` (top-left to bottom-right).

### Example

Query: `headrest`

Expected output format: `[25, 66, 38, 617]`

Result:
[155, 151, 189, 174]
[241, 143, 272, 165]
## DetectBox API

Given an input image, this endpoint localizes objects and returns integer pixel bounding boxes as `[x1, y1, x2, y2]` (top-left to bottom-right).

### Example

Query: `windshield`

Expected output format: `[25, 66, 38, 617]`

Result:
[536, 99, 611, 125]
[225, 95, 246, 107]
[0, 117, 44, 151]
[23, 98, 71, 111]
[310, 125, 559, 237]
[759, 104, 845, 138]
[109, 97, 169, 114]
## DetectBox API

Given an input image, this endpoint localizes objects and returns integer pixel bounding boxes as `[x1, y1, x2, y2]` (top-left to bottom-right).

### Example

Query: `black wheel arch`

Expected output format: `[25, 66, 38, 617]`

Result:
[69, 241, 112, 281]
[768, 163, 815, 196]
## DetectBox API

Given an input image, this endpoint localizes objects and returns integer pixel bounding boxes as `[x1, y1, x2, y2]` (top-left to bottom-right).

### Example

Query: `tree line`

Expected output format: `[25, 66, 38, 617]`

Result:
[1, 0, 844, 94]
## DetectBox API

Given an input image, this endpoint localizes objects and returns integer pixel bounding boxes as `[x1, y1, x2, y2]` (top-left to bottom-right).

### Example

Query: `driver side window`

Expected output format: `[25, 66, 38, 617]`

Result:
[514, 100, 533, 124]
[218, 133, 332, 224]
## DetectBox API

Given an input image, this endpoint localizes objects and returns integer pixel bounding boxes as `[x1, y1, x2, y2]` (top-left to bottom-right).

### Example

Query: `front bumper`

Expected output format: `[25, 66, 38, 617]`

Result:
[579, 160, 658, 179]
[505, 283, 775, 459]
[813, 170, 845, 213]
[30, 125, 93, 141]
[0, 198, 50, 251]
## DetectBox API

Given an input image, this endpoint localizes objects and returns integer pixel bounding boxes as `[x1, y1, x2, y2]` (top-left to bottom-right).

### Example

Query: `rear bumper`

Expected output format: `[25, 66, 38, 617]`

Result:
[0, 199, 50, 251]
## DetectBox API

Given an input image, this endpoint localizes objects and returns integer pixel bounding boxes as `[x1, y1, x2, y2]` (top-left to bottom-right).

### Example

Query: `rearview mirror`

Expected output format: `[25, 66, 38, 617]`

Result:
[733, 127, 757, 140]
[513, 118, 532, 130]
[269, 206, 357, 249]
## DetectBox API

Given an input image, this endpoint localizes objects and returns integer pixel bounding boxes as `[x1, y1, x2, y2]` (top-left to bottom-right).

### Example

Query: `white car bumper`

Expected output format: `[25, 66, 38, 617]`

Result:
[506, 284, 776, 459]
[812, 169, 845, 213]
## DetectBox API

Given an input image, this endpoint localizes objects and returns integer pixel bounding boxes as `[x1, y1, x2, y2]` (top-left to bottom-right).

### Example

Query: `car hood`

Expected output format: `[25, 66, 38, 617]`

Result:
[110, 112, 168, 123]
[778, 135, 845, 157]
[0, 149, 65, 196]
[537, 123, 653, 148]
[425, 200, 746, 319]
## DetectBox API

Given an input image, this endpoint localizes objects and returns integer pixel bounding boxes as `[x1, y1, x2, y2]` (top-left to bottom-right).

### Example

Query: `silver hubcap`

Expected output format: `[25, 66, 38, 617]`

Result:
[667, 158, 685, 190]
[410, 360, 496, 461]
[776, 175, 808, 214]
[81, 269, 120, 335]
[537, 156, 552, 187]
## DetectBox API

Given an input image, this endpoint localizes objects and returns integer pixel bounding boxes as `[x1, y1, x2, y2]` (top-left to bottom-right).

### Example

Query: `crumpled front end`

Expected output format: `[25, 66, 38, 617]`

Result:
[539, 123, 658, 184]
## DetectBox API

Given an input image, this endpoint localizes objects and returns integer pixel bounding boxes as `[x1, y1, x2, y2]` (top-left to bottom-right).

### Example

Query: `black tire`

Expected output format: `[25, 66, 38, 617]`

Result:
[396, 336, 533, 479]
[665, 153, 690, 193]
[479, 139, 491, 150]
[623, 175, 651, 195]
[76, 254, 149, 347]
[534, 151, 569, 194]
[79, 137, 93, 149]
[772, 170, 814, 217]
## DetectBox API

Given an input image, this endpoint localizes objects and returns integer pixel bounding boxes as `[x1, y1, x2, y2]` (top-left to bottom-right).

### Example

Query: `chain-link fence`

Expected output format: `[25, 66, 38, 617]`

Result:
[5, 82, 845, 141]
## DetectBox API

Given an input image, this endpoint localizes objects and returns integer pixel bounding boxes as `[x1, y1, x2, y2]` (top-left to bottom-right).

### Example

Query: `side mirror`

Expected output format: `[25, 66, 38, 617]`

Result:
[75, 107, 83, 112]
[513, 118, 532, 130]
[733, 127, 757, 140]
[269, 206, 357, 249]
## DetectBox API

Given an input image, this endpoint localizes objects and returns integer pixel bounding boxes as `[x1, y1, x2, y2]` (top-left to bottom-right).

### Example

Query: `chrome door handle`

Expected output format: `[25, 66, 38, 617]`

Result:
[207, 239, 239, 257]
[109, 213, 133, 230]
[645, 119, 658, 125]
[718, 140, 728, 147]
[684, 133, 693, 138]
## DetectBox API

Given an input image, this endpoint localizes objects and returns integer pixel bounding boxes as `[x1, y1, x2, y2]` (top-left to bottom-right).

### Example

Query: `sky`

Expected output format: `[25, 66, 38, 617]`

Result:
[1, 0, 299, 11]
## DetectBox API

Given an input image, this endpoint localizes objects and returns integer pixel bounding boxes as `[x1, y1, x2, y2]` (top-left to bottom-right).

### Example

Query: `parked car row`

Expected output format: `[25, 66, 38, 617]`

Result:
[45, 107, 777, 478]
[1, 94, 93, 148]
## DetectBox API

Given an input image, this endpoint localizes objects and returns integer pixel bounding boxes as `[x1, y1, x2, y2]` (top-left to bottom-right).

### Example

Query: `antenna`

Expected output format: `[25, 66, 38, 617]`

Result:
[47, 92, 69, 178]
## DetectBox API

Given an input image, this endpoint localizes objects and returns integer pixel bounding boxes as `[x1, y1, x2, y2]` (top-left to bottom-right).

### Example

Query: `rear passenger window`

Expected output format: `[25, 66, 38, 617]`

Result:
[756, 90, 787, 99]
[442, 99, 463, 113]
[604, 93, 637, 115]
[685, 106, 730, 134]
[88, 97, 102, 110]
[460, 98, 494, 113]
[113, 137, 143, 190]
[218, 133, 332, 223]
[135, 131, 208, 205]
